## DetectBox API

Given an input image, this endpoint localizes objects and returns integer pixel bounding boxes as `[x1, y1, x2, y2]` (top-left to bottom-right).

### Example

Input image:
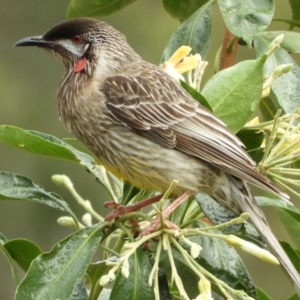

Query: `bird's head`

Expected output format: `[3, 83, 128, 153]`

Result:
[15, 18, 140, 76]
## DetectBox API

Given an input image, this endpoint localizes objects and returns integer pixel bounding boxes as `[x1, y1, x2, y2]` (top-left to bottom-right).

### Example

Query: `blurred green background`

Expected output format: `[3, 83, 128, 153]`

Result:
[0, 0, 299, 299]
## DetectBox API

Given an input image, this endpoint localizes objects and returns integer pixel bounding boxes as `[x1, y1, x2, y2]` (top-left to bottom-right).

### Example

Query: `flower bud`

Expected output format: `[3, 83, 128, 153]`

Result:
[82, 213, 92, 226]
[99, 274, 110, 286]
[225, 235, 279, 265]
[52, 174, 73, 189]
[269, 34, 284, 50]
[121, 259, 130, 278]
[190, 243, 202, 258]
[57, 216, 77, 229]
[198, 278, 211, 295]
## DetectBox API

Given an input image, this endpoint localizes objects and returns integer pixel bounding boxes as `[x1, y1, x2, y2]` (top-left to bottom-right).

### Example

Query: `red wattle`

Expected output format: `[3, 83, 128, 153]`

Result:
[74, 57, 87, 73]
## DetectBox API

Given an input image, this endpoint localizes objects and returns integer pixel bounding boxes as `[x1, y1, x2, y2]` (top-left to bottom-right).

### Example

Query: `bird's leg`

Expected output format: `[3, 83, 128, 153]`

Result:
[104, 194, 162, 222]
[141, 191, 191, 236]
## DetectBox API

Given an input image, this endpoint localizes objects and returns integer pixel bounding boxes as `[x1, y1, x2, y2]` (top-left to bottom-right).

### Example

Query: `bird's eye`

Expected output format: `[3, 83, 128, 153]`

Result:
[71, 35, 82, 43]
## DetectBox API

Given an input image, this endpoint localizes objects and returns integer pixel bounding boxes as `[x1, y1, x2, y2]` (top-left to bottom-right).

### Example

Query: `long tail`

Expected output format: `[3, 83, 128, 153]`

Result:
[220, 175, 300, 295]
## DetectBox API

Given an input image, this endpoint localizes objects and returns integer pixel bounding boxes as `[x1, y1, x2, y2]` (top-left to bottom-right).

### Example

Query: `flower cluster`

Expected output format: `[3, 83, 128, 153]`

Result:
[161, 46, 208, 91]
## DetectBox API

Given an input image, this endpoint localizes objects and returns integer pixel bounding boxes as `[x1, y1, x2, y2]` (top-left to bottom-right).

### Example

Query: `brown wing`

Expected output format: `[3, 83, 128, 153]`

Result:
[101, 67, 285, 198]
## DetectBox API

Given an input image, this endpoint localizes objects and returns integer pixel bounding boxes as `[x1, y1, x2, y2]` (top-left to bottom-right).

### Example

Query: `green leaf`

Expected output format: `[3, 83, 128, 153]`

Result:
[259, 94, 280, 121]
[180, 81, 212, 111]
[256, 197, 300, 249]
[280, 241, 300, 273]
[287, 293, 300, 300]
[4, 239, 42, 272]
[257, 31, 300, 53]
[276, 209, 300, 250]
[67, 0, 137, 19]
[237, 128, 265, 163]
[162, 0, 210, 22]
[0, 172, 76, 218]
[0, 233, 22, 284]
[195, 193, 242, 233]
[218, 0, 274, 45]
[253, 36, 300, 114]
[0, 126, 116, 199]
[159, 247, 199, 298]
[15, 223, 105, 300]
[161, 0, 213, 62]
[237, 128, 264, 152]
[256, 287, 273, 300]
[158, 269, 171, 300]
[273, 19, 300, 27]
[71, 281, 88, 300]
[122, 182, 140, 205]
[109, 247, 154, 300]
[87, 260, 111, 300]
[289, 0, 300, 29]
[201, 56, 266, 133]
[63, 138, 92, 154]
[256, 196, 300, 223]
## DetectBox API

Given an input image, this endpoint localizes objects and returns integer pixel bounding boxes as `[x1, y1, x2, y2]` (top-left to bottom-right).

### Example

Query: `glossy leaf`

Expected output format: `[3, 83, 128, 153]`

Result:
[256, 196, 300, 223]
[122, 182, 140, 205]
[159, 247, 199, 298]
[63, 138, 92, 154]
[158, 268, 171, 300]
[237, 128, 264, 152]
[0, 233, 21, 284]
[218, 0, 274, 45]
[280, 241, 300, 273]
[289, 0, 300, 28]
[273, 19, 300, 27]
[0, 172, 76, 218]
[258, 94, 280, 121]
[257, 31, 300, 54]
[0, 126, 115, 199]
[196, 194, 267, 248]
[161, 0, 213, 62]
[109, 247, 155, 300]
[202, 56, 266, 133]
[70, 281, 88, 300]
[162, 0, 210, 22]
[180, 80, 212, 111]
[67, 0, 137, 19]
[87, 259, 112, 300]
[254, 36, 300, 114]
[4, 239, 42, 272]
[256, 197, 300, 249]
[256, 287, 273, 300]
[276, 209, 300, 250]
[15, 223, 105, 300]
[195, 193, 242, 233]
[287, 293, 300, 300]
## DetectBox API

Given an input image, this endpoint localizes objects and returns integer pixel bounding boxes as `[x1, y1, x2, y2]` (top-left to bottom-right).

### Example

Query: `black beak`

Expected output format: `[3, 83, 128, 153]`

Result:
[14, 36, 55, 48]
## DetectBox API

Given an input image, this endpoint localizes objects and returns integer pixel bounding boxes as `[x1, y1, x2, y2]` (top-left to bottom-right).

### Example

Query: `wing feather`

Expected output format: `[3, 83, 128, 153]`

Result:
[101, 68, 284, 197]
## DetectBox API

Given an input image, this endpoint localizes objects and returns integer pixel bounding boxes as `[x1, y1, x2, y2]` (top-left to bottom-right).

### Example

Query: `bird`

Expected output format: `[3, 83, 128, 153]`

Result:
[15, 18, 300, 294]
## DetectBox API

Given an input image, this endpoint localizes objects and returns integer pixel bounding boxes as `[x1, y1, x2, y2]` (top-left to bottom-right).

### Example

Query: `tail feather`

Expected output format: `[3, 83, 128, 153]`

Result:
[230, 177, 300, 296]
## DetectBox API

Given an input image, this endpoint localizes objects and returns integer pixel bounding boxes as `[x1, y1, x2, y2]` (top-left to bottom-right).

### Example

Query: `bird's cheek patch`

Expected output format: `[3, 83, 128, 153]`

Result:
[74, 57, 87, 73]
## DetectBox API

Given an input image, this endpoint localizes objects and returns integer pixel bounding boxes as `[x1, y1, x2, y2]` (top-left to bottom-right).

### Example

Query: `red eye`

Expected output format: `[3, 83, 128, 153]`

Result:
[71, 35, 82, 43]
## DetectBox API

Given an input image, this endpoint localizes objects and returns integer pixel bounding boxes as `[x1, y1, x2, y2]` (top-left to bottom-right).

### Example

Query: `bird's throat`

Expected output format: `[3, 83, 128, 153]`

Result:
[74, 57, 87, 73]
